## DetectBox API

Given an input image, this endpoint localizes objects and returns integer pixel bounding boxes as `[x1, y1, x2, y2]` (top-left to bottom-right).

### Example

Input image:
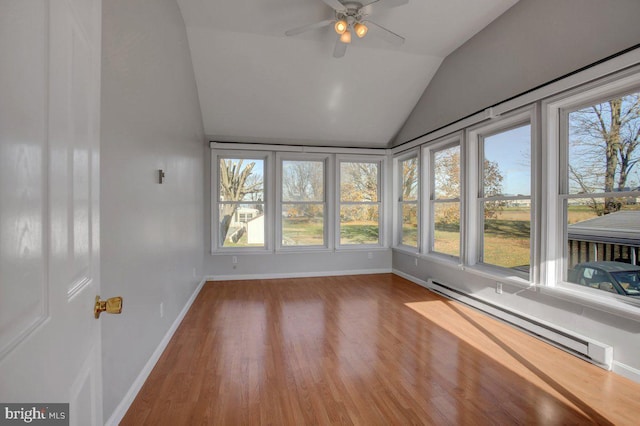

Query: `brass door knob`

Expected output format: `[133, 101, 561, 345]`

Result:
[94, 296, 123, 319]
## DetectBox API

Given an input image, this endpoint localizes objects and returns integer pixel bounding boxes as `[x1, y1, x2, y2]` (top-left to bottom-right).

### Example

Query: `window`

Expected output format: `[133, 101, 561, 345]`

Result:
[561, 89, 640, 292]
[279, 156, 328, 248]
[431, 143, 461, 258]
[214, 153, 268, 250]
[469, 117, 533, 275]
[213, 148, 386, 253]
[397, 153, 419, 249]
[388, 64, 640, 314]
[338, 159, 382, 246]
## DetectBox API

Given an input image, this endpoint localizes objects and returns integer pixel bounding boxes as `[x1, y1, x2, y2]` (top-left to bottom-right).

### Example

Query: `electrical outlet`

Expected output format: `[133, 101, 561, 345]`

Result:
[496, 282, 503, 294]
[160, 302, 164, 318]
[232, 256, 238, 264]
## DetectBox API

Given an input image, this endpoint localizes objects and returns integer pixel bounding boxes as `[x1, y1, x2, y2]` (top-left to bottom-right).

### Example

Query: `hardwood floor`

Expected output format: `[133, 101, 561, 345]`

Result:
[121, 274, 640, 425]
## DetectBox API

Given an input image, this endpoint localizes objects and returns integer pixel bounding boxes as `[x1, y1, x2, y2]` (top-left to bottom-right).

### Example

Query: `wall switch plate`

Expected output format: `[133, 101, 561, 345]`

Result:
[232, 256, 237, 264]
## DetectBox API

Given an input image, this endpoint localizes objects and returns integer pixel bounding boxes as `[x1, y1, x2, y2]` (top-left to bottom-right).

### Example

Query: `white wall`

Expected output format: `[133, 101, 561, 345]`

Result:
[100, 0, 205, 419]
[391, 0, 640, 381]
[205, 251, 392, 279]
[394, 0, 640, 145]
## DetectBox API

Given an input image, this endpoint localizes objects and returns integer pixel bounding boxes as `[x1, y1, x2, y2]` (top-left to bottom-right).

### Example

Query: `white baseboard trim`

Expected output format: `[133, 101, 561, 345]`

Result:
[206, 268, 393, 282]
[105, 278, 207, 426]
[613, 361, 640, 383]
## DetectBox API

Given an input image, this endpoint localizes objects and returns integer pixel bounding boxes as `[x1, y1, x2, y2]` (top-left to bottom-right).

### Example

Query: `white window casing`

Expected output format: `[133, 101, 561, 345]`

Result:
[465, 106, 537, 280]
[276, 152, 333, 251]
[422, 133, 463, 261]
[335, 155, 386, 250]
[393, 149, 420, 252]
[211, 150, 274, 253]
[542, 66, 640, 312]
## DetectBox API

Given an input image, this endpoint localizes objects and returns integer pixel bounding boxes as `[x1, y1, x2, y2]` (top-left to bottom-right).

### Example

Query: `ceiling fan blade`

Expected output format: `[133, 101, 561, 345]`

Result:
[323, 0, 347, 12]
[362, 0, 409, 12]
[333, 36, 347, 58]
[285, 19, 334, 37]
[359, 0, 408, 16]
[365, 20, 405, 46]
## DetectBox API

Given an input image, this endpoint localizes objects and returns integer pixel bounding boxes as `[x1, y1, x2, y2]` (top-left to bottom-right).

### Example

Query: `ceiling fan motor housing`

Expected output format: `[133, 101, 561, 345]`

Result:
[336, 2, 369, 23]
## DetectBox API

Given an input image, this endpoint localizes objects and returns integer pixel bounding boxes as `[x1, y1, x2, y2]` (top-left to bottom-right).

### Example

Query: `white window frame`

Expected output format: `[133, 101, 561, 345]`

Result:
[465, 107, 537, 281]
[423, 134, 463, 261]
[276, 152, 333, 251]
[335, 155, 386, 250]
[393, 149, 420, 252]
[543, 66, 640, 311]
[211, 150, 273, 253]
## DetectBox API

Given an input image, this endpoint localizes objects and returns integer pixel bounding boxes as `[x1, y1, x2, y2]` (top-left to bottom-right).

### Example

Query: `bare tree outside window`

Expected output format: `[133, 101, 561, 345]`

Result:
[402, 157, 418, 200]
[282, 160, 324, 202]
[429, 142, 512, 260]
[433, 145, 461, 256]
[564, 92, 640, 273]
[282, 160, 325, 246]
[569, 93, 640, 215]
[339, 161, 380, 245]
[218, 158, 264, 247]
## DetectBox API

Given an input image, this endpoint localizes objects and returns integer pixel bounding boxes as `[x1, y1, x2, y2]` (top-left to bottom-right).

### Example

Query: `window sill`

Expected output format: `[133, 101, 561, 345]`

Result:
[211, 247, 392, 256]
[539, 284, 640, 322]
[463, 263, 532, 288]
[336, 245, 387, 251]
[210, 249, 273, 256]
[396, 250, 640, 322]
[275, 247, 334, 255]
[399, 251, 533, 289]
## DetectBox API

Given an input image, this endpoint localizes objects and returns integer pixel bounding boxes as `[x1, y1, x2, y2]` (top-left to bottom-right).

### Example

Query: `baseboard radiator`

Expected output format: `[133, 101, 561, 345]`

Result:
[426, 279, 613, 370]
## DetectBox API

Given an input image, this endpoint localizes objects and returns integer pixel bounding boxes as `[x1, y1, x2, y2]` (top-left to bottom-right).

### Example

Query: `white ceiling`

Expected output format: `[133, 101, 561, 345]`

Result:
[177, 0, 518, 148]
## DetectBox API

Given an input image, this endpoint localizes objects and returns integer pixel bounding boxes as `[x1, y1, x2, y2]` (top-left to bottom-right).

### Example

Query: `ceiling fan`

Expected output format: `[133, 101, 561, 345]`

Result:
[285, 0, 408, 58]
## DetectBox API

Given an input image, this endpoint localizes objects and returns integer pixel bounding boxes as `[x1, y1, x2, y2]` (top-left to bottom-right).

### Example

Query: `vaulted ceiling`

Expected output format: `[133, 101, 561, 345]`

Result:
[177, 0, 518, 148]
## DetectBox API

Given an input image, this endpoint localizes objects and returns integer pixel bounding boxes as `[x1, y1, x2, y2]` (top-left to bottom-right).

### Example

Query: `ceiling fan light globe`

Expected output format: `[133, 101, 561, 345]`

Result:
[334, 20, 347, 35]
[340, 30, 352, 44]
[354, 22, 368, 38]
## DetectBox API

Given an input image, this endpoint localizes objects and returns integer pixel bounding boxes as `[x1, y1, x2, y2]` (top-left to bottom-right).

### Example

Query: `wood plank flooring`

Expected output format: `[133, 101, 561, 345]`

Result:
[121, 274, 640, 425]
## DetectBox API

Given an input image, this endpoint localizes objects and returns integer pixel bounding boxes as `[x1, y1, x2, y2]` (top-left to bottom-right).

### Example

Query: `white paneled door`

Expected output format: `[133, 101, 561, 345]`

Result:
[0, 1, 103, 424]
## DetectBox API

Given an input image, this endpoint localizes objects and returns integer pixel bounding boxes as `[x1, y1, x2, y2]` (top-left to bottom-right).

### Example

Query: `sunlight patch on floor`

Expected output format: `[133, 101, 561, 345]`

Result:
[404, 299, 605, 421]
